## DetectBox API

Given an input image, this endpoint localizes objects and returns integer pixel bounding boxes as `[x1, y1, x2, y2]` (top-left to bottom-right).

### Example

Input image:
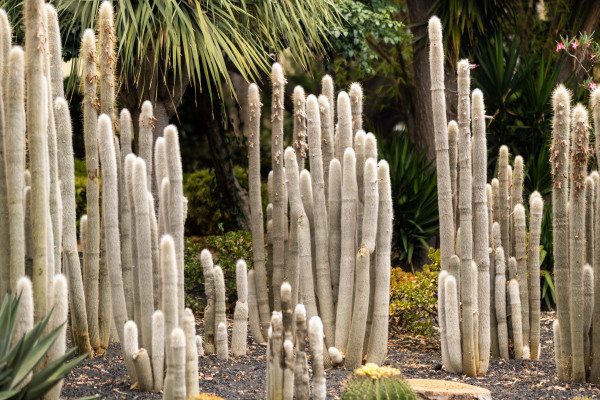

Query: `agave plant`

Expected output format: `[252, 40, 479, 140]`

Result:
[0, 294, 88, 400]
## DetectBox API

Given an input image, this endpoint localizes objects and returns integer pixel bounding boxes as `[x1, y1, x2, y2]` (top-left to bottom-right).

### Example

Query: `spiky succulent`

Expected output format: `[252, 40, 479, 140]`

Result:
[342, 363, 417, 400]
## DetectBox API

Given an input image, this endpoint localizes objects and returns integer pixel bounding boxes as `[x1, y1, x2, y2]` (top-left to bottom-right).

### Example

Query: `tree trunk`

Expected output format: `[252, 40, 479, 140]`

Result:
[406, 0, 437, 165]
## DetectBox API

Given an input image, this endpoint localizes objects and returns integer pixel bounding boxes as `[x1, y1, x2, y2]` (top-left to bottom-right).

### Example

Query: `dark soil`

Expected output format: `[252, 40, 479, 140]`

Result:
[61, 312, 600, 399]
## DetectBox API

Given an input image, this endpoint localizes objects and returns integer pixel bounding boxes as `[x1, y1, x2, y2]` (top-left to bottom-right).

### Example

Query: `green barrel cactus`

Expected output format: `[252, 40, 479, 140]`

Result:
[342, 364, 417, 400]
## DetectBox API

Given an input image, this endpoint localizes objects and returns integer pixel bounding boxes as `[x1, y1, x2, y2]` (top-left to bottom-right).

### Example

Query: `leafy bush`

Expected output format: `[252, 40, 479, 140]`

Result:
[0, 294, 88, 400]
[377, 130, 438, 267]
[184, 167, 267, 236]
[389, 248, 440, 337]
[184, 231, 254, 314]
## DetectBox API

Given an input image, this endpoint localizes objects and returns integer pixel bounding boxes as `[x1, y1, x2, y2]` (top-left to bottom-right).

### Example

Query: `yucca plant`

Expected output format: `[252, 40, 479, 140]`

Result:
[0, 294, 88, 400]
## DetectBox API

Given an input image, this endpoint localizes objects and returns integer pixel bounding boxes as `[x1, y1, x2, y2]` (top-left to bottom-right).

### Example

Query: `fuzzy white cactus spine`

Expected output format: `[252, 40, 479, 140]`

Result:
[438, 271, 449, 369]
[495, 246, 509, 359]
[281, 282, 294, 344]
[139, 101, 154, 190]
[444, 272, 462, 373]
[306, 95, 335, 348]
[119, 109, 134, 319]
[318, 95, 334, 199]
[335, 148, 358, 351]
[471, 89, 490, 373]
[550, 85, 571, 377]
[456, 59, 476, 377]
[591, 88, 600, 383]
[43, 274, 68, 400]
[569, 103, 589, 382]
[498, 146, 510, 258]
[196, 335, 204, 357]
[25, 0, 50, 324]
[585, 177, 594, 265]
[125, 154, 142, 342]
[164, 125, 185, 324]
[337, 92, 353, 159]
[345, 246, 370, 369]
[183, 308, 199, 395]
[529, 193, 544, 360]
[283, 339, 295, 400]
[247, 270, 265, 344]
[508, 279, 524, 359]
[269, 312, 283, 397]
[161, 235, 179, 358]
[44, 6, 61, 280]
[152, 310, 165, 392]
[170, 328, 187, 400]
[366, 160, 392, 365]
[294, 304, 310, 400]
[13, 276, 33, 347]
[246, 84, 270, 338]
[200, 249, 215, 353]
[428, 17, 454, 272]
[321, 75, 335, 145]
[299, 171, 316, 290]
[328, 158, 342, 304]
[361, 159, 379, 253]
[147, 193, 159, 309]
[6, 47, 25, 293]
[80, 28, 100, 349]
[349, 83, 363, 134]
[309, 316, 326, 400]
[123, 321, 140, 387]
[448, 121, 458, 223]
[97, 114, 138, 377]
[511, 156, 524, 251]
[97, 2, 116, 122]
[232, 260, 249, 355]
[214, 265, 227, 350]
[514, 203, 529, 352]
[584, 264, 594, 372]
[0, 19, 9, 300]
[132, 158, 155, 352]
[354, 130, 366, 249]
[285, 147, 319, 320]
[292, 86, 307, 170]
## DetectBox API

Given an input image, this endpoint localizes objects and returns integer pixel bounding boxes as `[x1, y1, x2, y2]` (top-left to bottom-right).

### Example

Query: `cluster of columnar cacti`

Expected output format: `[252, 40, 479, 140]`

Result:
[265, 282, 326, 400]
[0, 1, 203, 397]
[549, 85, 600, 383]
[485, 150, 544, 362]
[0, 3, 94, 397]
[246, 63, 393, 369]
[429, 16, 544, 377]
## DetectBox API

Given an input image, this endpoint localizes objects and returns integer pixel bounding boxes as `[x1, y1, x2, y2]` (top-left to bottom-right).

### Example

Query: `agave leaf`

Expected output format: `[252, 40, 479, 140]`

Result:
[9, 322, 63, 389]
[22, 351, 88, 400]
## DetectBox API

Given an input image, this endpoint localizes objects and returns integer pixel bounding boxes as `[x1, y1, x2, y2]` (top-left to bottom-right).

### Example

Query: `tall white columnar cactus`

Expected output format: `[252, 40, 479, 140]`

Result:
[471, 88, 490, 373]
[232, 259, 249, 355]
[428, 16, 454, 272]
[456, 59, 476, 377]
[246, 84, 270, 339]
[271, 63, 286, 311]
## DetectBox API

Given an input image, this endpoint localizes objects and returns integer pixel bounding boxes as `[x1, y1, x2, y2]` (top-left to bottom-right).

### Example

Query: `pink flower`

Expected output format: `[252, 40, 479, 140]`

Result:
[572, 41, 579, 50]
[468, 64, 479, 69]
[591, 53, 596, 61]
[556, 42, 565, 52]
[590, 145, 595, 155]
[589, 81, 597, 91]
[587, 43, 591, 48]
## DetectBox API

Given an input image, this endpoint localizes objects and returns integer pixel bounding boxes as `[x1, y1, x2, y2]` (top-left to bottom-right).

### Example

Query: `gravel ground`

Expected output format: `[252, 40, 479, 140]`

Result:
[61, 312, 600, 399]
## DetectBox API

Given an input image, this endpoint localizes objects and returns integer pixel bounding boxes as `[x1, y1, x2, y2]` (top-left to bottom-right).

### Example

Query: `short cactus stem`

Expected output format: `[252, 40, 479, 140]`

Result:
[232, 260, 249, 355]
[214, 266, 227, 347]
[513, 203, 529, 351]
[345, 246, 370, 369]
[152, 310, 165, 392]
[309, 316, 326, 400]
[508, 279, 523, 359]
[200, 249, 215, 353]
[183, 308, 199, 395]
[170, 328, 187, 400]
[444, 273, 462, 373]
[528, 193, 544, 360]
[294, 304, 309, 400]
[495, 247, 509, 360]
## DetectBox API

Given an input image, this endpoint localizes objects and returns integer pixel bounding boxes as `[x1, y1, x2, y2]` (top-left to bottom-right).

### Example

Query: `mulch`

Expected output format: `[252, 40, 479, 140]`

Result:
[61, 311, 600, 399]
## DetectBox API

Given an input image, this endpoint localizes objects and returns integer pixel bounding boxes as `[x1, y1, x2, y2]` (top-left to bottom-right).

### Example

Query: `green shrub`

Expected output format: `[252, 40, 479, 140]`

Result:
[0, 294, 88, 399]
[183, 167, 267, 236]
[184, 231, 254, 314]
[74, 157, 88, 228]
[389, 248, 440, 337]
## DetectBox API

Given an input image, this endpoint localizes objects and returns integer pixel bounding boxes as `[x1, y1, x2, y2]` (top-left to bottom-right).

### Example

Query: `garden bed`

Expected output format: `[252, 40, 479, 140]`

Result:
[61, 312, 599, 399]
